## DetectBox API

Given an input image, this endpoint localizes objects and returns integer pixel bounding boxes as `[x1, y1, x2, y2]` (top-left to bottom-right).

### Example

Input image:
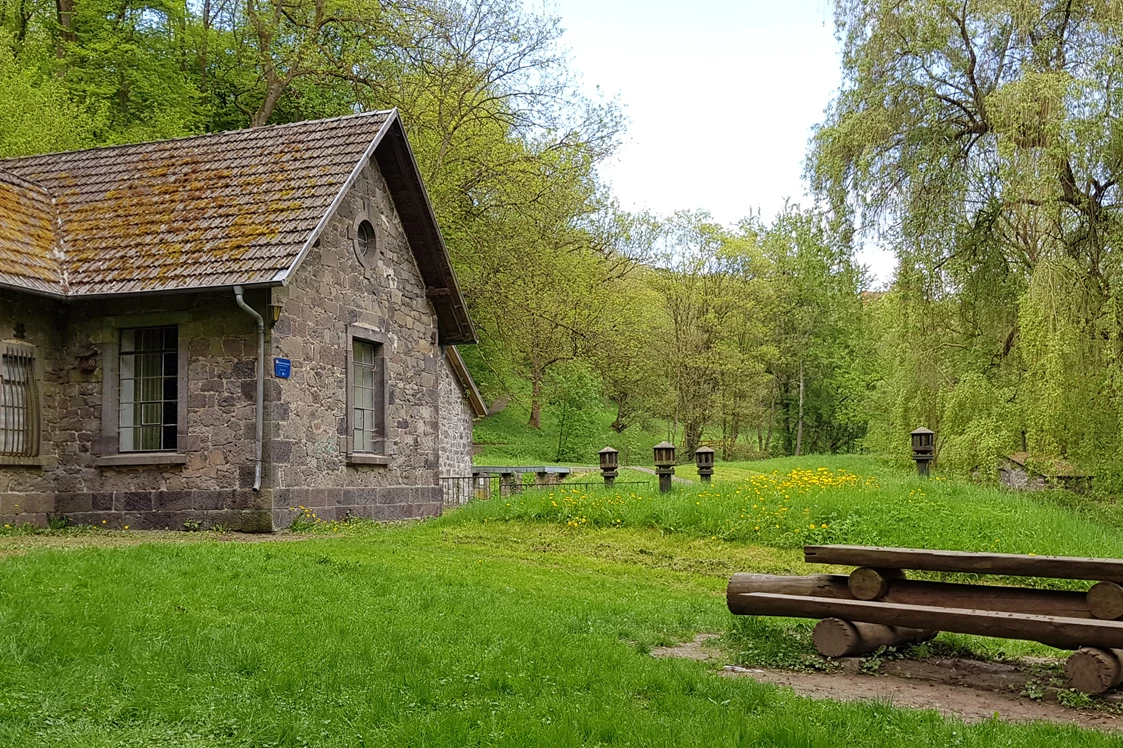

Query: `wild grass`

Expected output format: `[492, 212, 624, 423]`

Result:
[447, 455, 1123, 563]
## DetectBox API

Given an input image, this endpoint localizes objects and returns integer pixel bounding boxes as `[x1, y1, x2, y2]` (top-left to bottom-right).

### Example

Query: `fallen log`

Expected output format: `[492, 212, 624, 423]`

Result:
[812, 618, 935, 657]
[727, 573, 1091, 618]
[1065, 647, 1123, 694]
[733, 592, 1123, 650]
[804, 545, 1123, 583]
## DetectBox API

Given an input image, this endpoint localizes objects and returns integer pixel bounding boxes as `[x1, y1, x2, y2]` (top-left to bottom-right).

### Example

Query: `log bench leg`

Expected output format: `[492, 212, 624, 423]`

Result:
[1087, 582, 1123, 620]
[812, 617, 936, 658]
[1065, 647, 1123, 694]
[848, 568, 905, 601]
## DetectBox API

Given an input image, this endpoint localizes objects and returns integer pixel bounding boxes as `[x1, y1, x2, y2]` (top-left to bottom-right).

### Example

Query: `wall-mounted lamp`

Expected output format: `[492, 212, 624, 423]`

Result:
[268, 303, 283, 327]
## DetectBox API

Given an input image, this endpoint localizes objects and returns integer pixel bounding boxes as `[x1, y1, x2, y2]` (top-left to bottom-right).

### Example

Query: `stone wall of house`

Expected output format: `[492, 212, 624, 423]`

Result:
[266, 158, 443, 528]
[438, 349, 474, 479]
[0, 289, 273, 531]
[0, 292, 64, 515]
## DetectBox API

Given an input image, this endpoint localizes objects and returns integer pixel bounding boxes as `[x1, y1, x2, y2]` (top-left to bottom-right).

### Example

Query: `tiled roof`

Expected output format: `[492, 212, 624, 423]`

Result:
[0, 170, 61, 295]
[0, 111, 391, 295]
[0, 111, 476, 343]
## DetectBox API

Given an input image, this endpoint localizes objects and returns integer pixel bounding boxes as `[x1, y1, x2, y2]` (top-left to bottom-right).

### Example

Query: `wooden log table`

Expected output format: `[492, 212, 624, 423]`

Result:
[727, 545, 1123, 694]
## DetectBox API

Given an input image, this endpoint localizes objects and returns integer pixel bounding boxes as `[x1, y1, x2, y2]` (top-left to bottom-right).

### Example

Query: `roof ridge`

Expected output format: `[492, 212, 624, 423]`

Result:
[0, 166, 67, 294]
[0, 109, 394, 165]
[0, 167, 53, 198]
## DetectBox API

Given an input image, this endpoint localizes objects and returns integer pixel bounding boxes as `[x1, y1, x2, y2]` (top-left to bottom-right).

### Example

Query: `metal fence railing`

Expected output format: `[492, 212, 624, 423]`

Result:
[439, 476, 655, 506]
[544, 481, 653, 491]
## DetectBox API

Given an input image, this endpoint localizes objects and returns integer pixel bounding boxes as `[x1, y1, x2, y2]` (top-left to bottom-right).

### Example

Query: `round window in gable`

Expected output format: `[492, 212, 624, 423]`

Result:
[355, 219, 377, 267]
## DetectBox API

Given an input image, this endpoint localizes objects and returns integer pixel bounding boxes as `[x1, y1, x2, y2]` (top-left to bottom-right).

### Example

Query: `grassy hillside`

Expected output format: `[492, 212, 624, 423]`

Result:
[472, 395, 668, 466]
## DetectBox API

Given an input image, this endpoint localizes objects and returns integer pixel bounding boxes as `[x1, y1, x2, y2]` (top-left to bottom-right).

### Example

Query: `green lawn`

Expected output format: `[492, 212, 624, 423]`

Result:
[2, 456, 1122, 745]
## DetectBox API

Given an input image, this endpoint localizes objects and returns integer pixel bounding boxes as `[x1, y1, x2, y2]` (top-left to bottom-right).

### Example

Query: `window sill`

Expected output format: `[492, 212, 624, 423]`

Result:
[0, 455, 47, 468]
[97, 453, 189, 468]
[347, 453, 391, 466]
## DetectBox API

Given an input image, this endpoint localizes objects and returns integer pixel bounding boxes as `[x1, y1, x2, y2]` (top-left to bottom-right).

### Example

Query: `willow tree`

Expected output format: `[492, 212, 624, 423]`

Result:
[812, 0, 1123, 477]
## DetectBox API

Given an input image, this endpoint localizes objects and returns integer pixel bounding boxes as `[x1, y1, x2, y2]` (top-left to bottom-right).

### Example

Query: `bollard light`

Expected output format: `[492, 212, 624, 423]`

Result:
[598, 447, 619, 488]
[910, 427, 935, 477]
[653, 441, 676, 493]
[695, 446, 715, 484]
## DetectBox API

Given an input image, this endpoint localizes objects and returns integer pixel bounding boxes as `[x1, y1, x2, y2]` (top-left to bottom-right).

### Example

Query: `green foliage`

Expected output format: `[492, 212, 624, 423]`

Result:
[642, 207, 873, 461]
[813, 0, 1123, 486]
[0, 33, 97, 157]
[45, 513, 71, 530]
[472, 386, 666, 466]
[544, 360, 602, 462]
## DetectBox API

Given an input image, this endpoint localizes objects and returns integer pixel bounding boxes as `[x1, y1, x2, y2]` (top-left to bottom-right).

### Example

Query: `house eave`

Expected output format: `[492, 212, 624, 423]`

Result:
[0, 277, 280, 302]
[446, 346, 487, 418]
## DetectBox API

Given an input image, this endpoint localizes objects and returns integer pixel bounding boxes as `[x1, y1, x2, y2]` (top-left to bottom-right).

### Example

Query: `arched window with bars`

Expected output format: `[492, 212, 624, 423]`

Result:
[0, 343, 39, 458]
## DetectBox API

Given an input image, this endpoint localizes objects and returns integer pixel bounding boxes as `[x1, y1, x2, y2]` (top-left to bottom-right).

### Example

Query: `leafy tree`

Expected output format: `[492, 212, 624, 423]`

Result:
[544, 359, 601, 462]
[812, 0, 1123, 477]
[0, 32, 97, 157]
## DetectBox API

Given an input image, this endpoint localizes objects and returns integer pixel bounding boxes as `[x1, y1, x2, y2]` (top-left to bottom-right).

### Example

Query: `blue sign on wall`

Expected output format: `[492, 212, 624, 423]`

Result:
[273, 358, 292, 378]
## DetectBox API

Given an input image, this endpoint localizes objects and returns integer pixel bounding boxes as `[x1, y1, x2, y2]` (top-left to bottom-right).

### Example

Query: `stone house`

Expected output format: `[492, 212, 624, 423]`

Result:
[0, 110, 487, 531]
[999, 452, 1091, 494]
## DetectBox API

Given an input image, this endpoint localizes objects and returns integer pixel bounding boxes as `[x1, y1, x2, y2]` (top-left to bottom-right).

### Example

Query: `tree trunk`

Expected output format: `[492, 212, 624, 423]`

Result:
[727, 415, 740, 461]
[529, 367, 543, 429]
[610, 397, 627, 433]
[795, 360, 805, 457]
[683, 419, 704, 460]
[764, 396, 775, 455]
[252, 79, 284, 127]
[55, 0, 75, 63]
[554, 401, 568, 461]
[199, 0, 211, 93]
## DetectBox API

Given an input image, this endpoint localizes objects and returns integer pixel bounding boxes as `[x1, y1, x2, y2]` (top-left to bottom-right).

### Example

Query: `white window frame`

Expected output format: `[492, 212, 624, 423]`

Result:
[345, 324, 390, 465]
[97, 313, 189, 467]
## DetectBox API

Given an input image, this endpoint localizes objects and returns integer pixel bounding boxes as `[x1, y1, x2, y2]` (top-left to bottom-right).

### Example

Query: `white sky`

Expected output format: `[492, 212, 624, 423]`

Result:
[548, 0, 896, 286]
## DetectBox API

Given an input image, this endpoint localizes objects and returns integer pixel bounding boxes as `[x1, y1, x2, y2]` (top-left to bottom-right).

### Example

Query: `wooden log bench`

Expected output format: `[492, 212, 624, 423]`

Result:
[727, 545, 1123, 694]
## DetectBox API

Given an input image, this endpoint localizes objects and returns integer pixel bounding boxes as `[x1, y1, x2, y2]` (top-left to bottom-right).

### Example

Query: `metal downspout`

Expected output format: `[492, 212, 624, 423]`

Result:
[233, 286, 264, 492]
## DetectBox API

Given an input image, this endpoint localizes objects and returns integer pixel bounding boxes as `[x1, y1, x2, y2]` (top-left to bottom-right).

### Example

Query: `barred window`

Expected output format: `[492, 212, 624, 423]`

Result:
[352, 339, 386, 453]
[0, 344, 39, 457]
[119, 326, 179, 452]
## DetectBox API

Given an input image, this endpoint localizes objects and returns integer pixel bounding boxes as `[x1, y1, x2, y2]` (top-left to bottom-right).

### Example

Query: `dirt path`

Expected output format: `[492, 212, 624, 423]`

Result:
[653, 634, 1123, 732]
[0, 530, 319, 557]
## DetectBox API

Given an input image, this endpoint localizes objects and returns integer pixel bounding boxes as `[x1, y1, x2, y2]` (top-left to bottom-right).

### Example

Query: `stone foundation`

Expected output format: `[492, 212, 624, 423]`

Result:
[0, 485, 441, 531]
[271, 486, 443, 528]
